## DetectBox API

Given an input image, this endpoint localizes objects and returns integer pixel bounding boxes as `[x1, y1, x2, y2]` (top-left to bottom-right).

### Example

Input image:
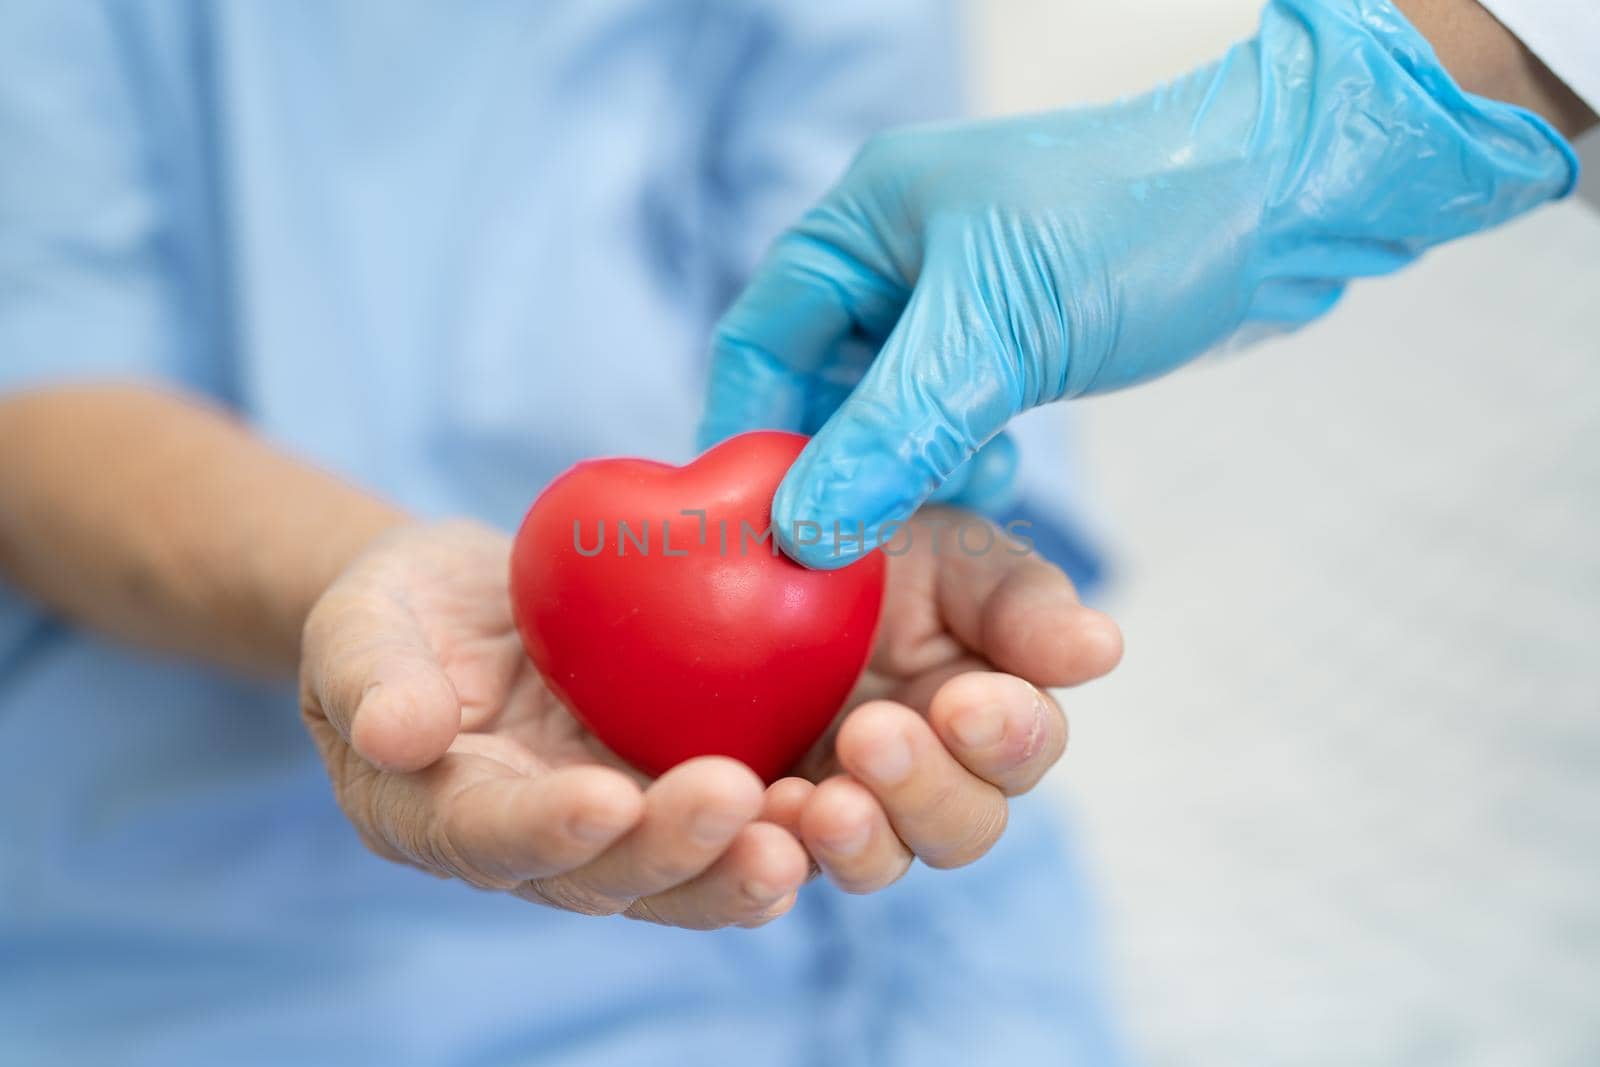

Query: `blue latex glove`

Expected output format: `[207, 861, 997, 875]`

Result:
[698, 0, 1578, 569]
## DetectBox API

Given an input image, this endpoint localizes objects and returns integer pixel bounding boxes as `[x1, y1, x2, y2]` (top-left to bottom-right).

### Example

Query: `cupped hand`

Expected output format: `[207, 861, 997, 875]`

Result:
[763, 507, 1121, 892]
[300, 520, 808, 930]
[300, 511, 1120, 924]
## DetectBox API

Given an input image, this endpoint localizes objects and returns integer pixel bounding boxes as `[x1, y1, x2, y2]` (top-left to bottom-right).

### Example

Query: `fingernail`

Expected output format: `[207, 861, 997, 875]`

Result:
[823, 820, 872, 858]
[1007, 690, 1048, 762]
[950, 705, 1005, 748]
[860, 732, 913, 786]
[742, 879, 781, 906]
[690, 808, 744, 845]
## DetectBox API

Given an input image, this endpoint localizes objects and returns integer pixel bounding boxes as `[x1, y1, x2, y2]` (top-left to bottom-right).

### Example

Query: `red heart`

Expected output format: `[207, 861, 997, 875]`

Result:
[510, 431, 886, 782]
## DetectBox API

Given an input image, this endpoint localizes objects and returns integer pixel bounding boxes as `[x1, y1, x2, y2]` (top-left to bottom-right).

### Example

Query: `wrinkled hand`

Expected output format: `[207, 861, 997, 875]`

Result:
[300, 513, 1119, 925]
[302, 520, 799, 930]
[760, 508, 1120, 892]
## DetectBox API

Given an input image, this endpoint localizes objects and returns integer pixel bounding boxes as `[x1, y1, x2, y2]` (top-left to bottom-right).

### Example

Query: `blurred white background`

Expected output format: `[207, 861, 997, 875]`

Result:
[967, 2, 1600, 1065]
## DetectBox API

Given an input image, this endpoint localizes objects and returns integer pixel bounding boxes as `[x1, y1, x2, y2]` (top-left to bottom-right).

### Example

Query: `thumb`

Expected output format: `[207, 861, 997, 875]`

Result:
[773, 278, 1020, 569]
[301, 590, 461, 773]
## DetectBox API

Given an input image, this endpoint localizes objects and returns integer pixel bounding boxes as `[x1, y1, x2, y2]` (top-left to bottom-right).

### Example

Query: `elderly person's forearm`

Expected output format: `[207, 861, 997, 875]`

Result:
[0, 384, 407, 675]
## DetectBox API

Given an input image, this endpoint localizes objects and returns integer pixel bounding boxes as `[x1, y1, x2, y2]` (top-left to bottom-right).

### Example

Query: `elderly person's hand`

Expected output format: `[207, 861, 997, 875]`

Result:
[764, 507, 1120, 892]
[299, 509, 1120, 925]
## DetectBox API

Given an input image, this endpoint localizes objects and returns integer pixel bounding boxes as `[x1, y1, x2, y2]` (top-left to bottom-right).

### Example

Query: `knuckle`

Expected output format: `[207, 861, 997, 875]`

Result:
[519, 878, 629, 917]
[355, 774, 476, 887]
[425, 832, 504, 891]
[623, 896, 727, 931]
[921, 803, 1008, 870]
[424, 798, 516, 892]
[322, 759, 435, 875]
[622, 897, 673, 926]
[329, 748, 381, 830]
[629, 853, 702, 891]
[904, 771, 964, 823]
[710, 313, 760, 354]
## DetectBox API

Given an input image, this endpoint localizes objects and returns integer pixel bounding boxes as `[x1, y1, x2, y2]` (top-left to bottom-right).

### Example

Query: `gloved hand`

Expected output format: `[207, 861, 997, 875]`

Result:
[698, 0, 1577, 568]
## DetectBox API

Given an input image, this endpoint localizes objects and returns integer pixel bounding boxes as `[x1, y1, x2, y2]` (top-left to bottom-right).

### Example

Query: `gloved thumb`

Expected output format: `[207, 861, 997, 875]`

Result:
[772, 280, 1019, 569]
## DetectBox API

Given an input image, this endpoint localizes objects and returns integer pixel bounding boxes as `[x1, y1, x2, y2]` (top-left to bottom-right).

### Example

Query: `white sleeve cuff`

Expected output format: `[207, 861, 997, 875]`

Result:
[1477, 0, 1600, 112]
[1476, 0, 1599, 206]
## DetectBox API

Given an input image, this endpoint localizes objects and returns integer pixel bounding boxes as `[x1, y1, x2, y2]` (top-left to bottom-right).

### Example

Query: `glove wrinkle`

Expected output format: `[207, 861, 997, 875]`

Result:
[702, 0, 1578, 570]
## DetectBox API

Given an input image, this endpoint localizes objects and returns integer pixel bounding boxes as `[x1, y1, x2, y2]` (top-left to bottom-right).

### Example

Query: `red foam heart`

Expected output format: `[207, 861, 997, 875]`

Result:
[510, 431, 886, 782]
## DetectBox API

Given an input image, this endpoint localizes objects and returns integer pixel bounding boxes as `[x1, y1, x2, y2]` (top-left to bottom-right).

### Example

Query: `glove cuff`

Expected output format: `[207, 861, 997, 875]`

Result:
[1255, 0, 1578, 283]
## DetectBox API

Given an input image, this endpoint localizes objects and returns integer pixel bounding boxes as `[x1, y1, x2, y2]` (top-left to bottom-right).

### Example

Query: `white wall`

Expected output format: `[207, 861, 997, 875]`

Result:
[970, 0, 1259, 112]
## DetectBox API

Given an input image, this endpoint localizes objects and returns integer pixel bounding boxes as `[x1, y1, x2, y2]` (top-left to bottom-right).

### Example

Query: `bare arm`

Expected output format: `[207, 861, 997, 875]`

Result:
[0, 385, 406, 675]
[1397, 0, 1597, 137]
[0, 382, 1122, 930]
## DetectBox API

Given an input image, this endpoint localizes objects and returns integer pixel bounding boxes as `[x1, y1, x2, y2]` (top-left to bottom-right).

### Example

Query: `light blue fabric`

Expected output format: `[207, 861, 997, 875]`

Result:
[697, 0, 1580, 568]
[0, 2, 1124, 1063]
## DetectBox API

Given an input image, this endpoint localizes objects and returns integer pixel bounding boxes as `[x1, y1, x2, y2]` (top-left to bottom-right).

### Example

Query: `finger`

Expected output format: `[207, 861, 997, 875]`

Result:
[774, 269, 1018, 569]
[927, 432, 1020, 516]
[832, 700, 1008, 870]
[762, 777, 821, 881]
[341, 756, 643, 888]
[760, 777, 815, 837]
[522, 757, 763, 915]
[739, 890, 801, 929]
[697, 227, 906, 449]
[799, 333, 877, 437]
[797, 776, 911, 894]
[927, 518, 1124, 686]
[926, 672, 1068, 797]
[625, 821, 810, 930]
[302, 590, 460, 772]
[434, 765, 645, 886]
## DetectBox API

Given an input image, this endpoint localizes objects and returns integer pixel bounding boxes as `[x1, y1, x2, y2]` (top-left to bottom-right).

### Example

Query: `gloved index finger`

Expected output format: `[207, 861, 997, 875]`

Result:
[772, 268, 1021, 570]
[697, 227, 907, 450]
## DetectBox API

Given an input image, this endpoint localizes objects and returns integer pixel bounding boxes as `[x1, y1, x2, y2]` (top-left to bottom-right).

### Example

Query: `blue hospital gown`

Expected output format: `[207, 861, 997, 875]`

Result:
[0, 2, 1124, 1063]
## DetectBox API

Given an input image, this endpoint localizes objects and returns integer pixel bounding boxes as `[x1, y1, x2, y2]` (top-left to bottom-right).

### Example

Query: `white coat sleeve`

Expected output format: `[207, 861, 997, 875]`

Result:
[1476, 0, 1599, 204]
